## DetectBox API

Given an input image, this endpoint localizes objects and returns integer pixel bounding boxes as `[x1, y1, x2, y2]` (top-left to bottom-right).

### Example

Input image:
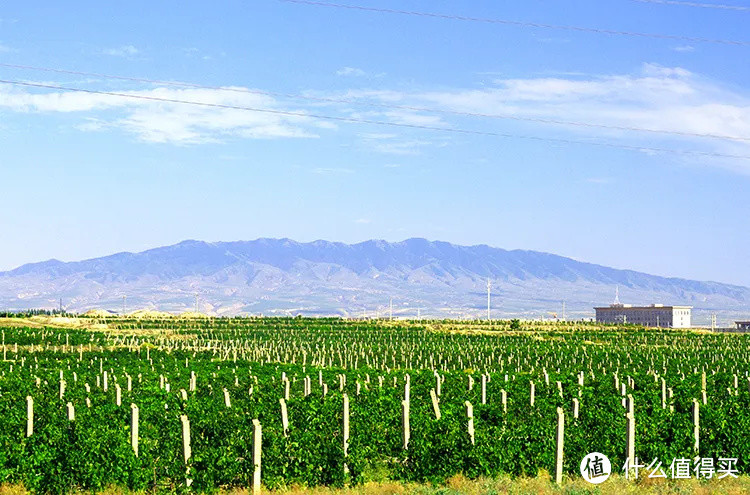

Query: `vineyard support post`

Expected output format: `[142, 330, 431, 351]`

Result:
[430, 388, 441, 420]
[280, 398, 289, 437]
[401, 399, 410, 449]
[252, 419, 262, 495]
[343, 394, 350, 474]
[26, 396, 33, 437]
[181, 414, 191, 463]
[465, 401, 475, 445]
[626, 412, 635, 476]
[555, 407, 564, 484]
[692, 399, 700, 461]
[131, 404, 139, 457]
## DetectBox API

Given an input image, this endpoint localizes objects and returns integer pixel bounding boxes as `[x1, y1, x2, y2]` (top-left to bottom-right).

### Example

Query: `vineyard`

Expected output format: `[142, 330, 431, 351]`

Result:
[0, 316, 748, 493]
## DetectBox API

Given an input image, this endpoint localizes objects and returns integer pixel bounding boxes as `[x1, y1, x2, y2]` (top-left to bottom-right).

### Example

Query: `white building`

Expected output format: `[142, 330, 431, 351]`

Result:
[594, 302, 692, 328]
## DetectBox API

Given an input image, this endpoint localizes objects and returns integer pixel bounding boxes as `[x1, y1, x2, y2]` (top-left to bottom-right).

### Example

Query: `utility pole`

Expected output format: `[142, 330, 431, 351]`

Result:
[194, 293, 199, 313]
[711, 313, 716, 331]
[59, 298, 63, 314]
[389, 297, 393, 321]
[122, 295, 127, 315]
[561, 301, 566, 321]
[487, 278, 491, 321]
[417, 308, 421, 321]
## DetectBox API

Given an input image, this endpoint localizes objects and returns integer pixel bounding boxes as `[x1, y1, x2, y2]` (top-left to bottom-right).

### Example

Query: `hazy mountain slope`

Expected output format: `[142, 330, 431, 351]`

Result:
[0, 238, 747, 323]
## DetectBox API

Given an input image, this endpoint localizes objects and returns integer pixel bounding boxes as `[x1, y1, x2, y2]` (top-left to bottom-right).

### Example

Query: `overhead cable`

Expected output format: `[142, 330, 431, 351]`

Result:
[280, 0, 750, 46]
[1, 79, 749, 159]
[1, 63, 747, 143]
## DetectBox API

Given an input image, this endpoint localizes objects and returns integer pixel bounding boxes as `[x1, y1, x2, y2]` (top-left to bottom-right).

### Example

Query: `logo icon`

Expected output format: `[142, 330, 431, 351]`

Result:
[581, 452, 611, 484]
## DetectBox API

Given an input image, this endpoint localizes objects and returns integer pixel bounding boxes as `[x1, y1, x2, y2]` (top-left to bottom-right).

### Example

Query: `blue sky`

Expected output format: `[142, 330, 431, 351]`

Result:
[0, 0, 749, 286]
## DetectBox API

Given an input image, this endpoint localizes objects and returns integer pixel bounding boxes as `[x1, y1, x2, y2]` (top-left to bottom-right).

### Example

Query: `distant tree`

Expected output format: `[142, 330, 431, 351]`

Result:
[509, 319, 522, 331]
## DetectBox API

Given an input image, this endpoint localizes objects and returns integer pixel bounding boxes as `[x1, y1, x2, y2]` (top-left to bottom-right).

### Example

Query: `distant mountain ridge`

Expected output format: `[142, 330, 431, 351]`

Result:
[1, 238, 748, 323]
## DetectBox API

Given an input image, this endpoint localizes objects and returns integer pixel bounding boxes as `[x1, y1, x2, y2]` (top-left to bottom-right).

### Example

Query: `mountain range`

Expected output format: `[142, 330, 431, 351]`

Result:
[1, 238, 748, 325]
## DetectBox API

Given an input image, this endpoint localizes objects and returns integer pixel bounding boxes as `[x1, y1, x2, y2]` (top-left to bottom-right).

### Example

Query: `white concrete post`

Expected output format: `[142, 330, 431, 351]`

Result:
[26, 396, 33, 437]
[626, 412, 635, 469]
[181, 414, 191, 463]
[280, 398, 289, 437]
[67, 402, 75, 421]
[342, 394, 350, 473]
[430, 388, 441, 420]
[401, 399, 410, 450]
[555, 407, 564, 484]
[131, 404, 139, 457]
[692, 399, 700, 460]
[465, 401, 475, 445]
[252, 419, 262, 495]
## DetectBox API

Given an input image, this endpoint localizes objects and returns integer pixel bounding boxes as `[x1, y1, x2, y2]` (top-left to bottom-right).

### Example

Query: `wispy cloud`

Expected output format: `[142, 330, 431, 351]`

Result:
[101, 45, 140, 58]
[300, 63, 750, 173]
[0, 43, 16, 53]
[586, 177, 614, 184]
[673, 45, 695, 52]
[335, 67, 385, 78]
[0, 85, 321, 144]
[355, 218, 371, 224]
[358, 132, 433, 155]
[183, 47, 213, 61]
[336, 67, 367, 77]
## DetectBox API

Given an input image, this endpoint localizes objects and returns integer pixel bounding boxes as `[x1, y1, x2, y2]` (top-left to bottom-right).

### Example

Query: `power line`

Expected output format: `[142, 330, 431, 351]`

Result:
[1, 78, 749, 160]
[632, 0, 750, 11]
[279, 0, 750, 46]
[2, 62, 748, 143]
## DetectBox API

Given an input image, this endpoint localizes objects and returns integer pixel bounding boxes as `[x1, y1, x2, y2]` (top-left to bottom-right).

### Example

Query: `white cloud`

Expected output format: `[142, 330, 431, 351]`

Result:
[0, 85, 321, 144]
[336, 67, 367, 77]
[316, 64, 750, 172]
[102, 45, 140, 57]
[358, 132, 433, 155]
[355, 218, 371, 224]
[673, 45, 695, 53]
[0, 44, 14, 53]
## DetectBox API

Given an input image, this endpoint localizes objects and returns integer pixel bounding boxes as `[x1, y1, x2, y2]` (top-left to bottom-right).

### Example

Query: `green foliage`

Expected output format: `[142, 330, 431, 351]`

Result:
[0, 318, 746, 492]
